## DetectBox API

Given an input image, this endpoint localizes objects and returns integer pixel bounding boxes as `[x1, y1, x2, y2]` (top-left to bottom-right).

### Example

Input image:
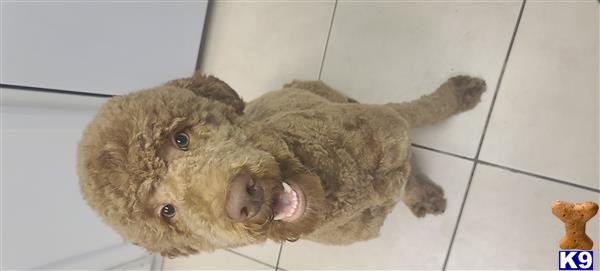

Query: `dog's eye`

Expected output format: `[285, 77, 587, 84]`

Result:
[173, 132, 189, 151]
[161, 204, 176, 218]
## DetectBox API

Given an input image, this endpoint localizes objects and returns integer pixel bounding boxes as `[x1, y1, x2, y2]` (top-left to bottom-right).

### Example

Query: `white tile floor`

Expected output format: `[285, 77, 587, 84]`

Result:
[164, 1, 599, 270]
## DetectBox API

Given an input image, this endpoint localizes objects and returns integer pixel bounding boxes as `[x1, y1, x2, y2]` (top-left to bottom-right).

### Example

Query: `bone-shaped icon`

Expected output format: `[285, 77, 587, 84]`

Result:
[551, 201, 598, 250]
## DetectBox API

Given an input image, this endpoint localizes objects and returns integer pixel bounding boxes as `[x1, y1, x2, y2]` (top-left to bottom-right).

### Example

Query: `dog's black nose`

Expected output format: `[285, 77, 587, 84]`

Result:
[226, 172, 264, 222]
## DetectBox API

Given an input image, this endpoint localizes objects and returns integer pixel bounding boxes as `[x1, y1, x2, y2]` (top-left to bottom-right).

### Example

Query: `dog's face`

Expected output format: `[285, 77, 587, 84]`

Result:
[78, 75, 324, 257]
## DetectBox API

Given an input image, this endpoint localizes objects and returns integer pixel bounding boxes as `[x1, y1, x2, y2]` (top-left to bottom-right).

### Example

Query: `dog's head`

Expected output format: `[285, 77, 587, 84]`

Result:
[78, 74, 324, 257]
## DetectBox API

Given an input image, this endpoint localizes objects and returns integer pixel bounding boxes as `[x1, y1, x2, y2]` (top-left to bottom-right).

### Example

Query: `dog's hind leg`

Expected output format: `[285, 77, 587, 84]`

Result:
[283, 80, 358, 103]
[386, 75, 486, 128]
[402, 170, 447, 217]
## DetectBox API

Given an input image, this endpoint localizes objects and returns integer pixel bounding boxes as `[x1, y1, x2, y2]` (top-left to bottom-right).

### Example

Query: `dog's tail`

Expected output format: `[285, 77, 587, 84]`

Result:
[385, 76, 486, 128]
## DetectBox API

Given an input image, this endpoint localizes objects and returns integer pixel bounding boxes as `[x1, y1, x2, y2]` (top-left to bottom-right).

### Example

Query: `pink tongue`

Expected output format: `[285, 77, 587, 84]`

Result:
[273, 190, 294, 214]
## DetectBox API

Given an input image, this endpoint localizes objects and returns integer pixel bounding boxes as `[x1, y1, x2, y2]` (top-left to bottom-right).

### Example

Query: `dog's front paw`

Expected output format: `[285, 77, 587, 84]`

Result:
[403, 176, 447, 218]
[407, 191, 447, 218]
[449, 75, 487, 112]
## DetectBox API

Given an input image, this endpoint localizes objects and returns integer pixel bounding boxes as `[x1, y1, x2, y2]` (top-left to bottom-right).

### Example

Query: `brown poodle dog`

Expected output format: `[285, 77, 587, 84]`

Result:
[78, 72, 486, 257]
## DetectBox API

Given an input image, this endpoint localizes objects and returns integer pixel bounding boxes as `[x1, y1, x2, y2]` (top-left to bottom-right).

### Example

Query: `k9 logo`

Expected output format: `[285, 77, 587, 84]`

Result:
[559, 251, 594, 270]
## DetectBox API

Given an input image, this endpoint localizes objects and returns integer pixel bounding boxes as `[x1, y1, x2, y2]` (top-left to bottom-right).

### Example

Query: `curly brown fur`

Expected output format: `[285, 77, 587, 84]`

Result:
[78, 72, 486, 257]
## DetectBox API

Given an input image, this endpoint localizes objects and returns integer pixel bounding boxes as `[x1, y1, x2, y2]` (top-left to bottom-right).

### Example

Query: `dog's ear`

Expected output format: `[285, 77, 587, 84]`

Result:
[166, 72, 244, 114]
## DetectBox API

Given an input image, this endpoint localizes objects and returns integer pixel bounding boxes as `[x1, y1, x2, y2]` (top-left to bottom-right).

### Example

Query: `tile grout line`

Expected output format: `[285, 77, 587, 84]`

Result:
[151, 254, 164, 271]
[33, 243, 128, 270]
[478, 161, 600, 193]
[194, 0, 215, 72]
[104, 255, 148, 270]
[0, 83, 114, 98]
[1, 3, 4, 268]
[224, 248, 278, 270]
[441, 0, 527, 269]
[317, 0, 338, 80]
[411, 143, 599, 193]
[411, 143, 474, 162]
[274, 243, 284, 271]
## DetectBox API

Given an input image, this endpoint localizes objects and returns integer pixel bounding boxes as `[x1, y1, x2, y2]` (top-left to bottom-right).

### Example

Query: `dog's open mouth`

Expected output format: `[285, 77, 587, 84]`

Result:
[271, 181, 305, 222]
